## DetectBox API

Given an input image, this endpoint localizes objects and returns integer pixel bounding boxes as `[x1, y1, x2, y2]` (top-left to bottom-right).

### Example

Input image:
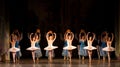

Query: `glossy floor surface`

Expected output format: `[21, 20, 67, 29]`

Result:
[0, 59, 120, 67]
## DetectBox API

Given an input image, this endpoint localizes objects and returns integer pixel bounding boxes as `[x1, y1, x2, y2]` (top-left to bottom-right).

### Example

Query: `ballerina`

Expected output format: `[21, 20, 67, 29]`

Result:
[84, 32, 96, 63]
[78, 29, 87, 60]
[26, 33, 40, 63]
[34, 29, 42, 61]
[44, 30, 58, 62]
[9, 33, 20, 63]
[12, 29, 23, 62]
[99, 31, 108, 61]
[63, 31, 76, 62]
[62, 29, 71, 60]
[102, 32, 115, 62]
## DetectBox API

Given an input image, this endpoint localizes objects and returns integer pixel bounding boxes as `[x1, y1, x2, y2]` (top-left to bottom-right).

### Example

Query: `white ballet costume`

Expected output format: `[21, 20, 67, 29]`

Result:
[44, 40, 58, 50]
[84, 41, 96, 50]
[26, 41, 40, 51]
[9, 42, 20, 53]
[63, 40, 76, 50]
[102, 41, 115, 51]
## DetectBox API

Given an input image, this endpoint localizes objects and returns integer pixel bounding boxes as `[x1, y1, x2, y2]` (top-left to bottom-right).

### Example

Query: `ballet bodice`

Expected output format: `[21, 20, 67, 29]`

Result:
[11, 41, 16, 48]
[47, 40, 54, 46]
[87, 41, 92, 47]
[67, 40, 72, 46]
[31, 41, 36, 47]
[107, 41, 112, 47]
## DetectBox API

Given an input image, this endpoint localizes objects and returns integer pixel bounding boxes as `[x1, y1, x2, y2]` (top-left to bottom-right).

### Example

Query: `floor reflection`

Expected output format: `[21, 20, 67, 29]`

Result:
[0, 59, 119, 67]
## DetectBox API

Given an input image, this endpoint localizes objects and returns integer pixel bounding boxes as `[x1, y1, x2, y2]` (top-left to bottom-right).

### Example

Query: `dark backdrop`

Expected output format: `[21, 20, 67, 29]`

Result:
[3, 0, 117, 59]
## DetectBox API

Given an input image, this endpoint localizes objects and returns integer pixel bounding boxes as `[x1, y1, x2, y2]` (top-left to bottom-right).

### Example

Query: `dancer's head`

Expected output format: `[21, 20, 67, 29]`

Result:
[36, 28, 40, 33]
[89, 36, 92, 40]
[66, 29, 71, 33]
[35, 33, 40, 40]
[82, 35, 85, 39]
[11, 33, 17, 42]
[49, 34, 54, 40]
[107, 37, 111, 41]
[31, 33, 36, 41]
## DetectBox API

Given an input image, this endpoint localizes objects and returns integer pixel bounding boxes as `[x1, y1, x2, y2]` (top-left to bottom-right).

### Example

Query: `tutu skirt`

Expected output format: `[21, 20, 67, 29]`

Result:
[9, 47, 20, 52]
[102, 47, 115, 51]
[44, 46, 58, 50]
[63, 45, 76, 50]
[26, 47, 40, 51]
[84, 46, 97, 50]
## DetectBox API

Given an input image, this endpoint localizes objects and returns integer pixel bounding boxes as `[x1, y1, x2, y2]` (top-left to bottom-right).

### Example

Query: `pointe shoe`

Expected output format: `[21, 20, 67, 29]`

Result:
[89, 59, 91, 63]
[64, 57, 66, 61]
[82, 57, 84, 60]
[13, 60, 16, 63]
[67, 57, 69, 61]
[103, 57, 105, 61]
[33, 60, 35, 63]
[37, 58, 39, 62]
[69, 59, 72, 62]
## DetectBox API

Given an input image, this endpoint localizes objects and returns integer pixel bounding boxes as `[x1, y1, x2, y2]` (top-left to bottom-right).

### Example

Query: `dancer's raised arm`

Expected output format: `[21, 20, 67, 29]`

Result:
[111, 33, 114, 42]
[29, 33, 33, 41]
[92, 33, 95, 42]
[53, 33, 56, 41]
[71, 32, 74, 41]
[87, 32, 90, 41]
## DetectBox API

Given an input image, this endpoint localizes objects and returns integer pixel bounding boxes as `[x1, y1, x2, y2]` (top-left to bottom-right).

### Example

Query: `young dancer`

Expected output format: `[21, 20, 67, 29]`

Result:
[78, 29, 87, 60]
[13, 29, 22, 62]
[84, 32, 96, 63]
[100, 31, 107, 61]
[63, 31, 76, 62]
[9, 33, 20, 63]
[34, 29, 42, 61]
[44, 30, 58, 62]
[103, 32, 115, 62]
[26, 33, 40, 63]
[62, 29, 71, 60]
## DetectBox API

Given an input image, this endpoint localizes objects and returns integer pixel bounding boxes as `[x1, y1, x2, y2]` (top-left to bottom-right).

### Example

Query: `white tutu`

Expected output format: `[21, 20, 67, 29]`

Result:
[44, 46, 58, 50]
[9, 47, 20, 52]
[63, 45, 76, 50]
[84, 46, 97, 50]
[26, 47, 40, 51]
[102, 47, 115, 51]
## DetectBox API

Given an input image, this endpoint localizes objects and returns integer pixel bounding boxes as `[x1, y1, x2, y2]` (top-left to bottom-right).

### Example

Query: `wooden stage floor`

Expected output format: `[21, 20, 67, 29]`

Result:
[0, 59, 120, 67]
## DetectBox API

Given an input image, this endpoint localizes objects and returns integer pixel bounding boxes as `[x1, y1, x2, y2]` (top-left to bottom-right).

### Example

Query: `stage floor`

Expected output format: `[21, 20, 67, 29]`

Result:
[0, 59, 120, 67]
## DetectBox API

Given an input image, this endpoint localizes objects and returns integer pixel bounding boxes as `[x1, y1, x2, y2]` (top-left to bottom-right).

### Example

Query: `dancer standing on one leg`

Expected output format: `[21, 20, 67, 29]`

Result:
[44, 30, 58, 62]
[26, 33, 40, 63]
[13, 29, 23, 62]
[78, 29, 87, 60]
[103, 32, 115, 63]
[63, 31, 76, 62]
[34, 29, 42, 62]
[9, 33, 20, 63]
[100, 31, 107, 61]
[84, 32, 96, 63]
[62, 29, 71, 61]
